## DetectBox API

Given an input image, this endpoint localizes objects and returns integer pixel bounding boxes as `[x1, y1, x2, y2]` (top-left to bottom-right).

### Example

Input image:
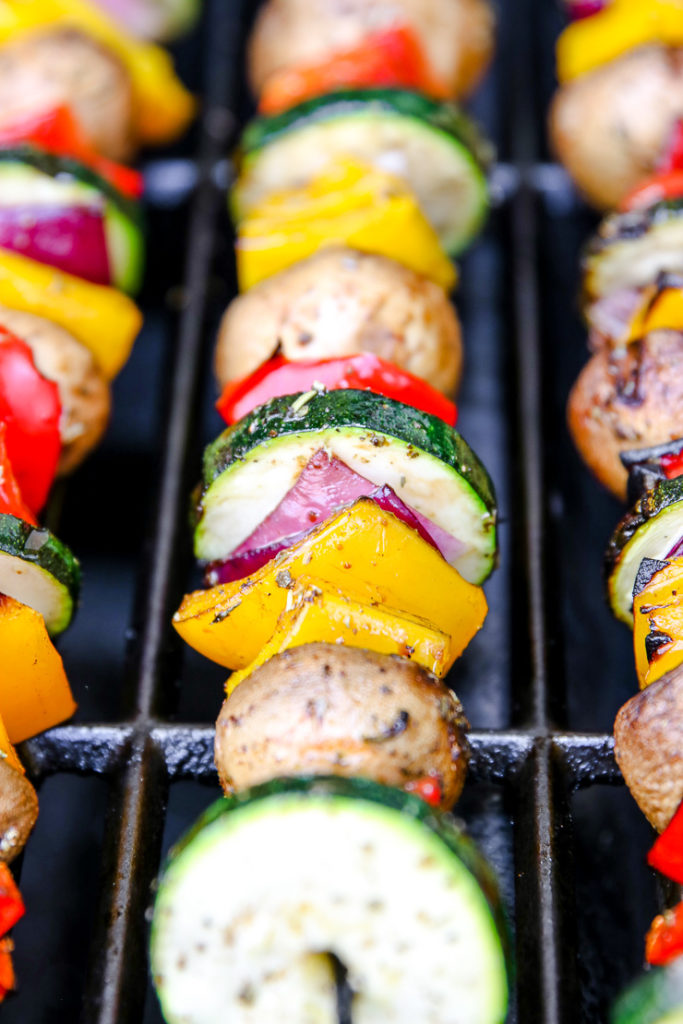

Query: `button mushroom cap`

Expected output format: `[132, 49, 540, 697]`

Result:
[248, 0, 495, 100]
[0, 27, 135, 162]
[215, 642, 470, 810]
[0, 306, 111, 477]
[567, 330, 683, 500]
[614, 664, 683, 833]
[215, 247, 462, 395]
[0, 759, 38, 863]
[549, 46, 683, 210]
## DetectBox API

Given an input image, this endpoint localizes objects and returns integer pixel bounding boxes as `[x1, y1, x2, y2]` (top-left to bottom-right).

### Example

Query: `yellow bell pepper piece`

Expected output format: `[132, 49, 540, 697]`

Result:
[225, 577, 453, 695]
[0, 595, 77, 743]
[236, 160, 456, 292]
[173, 498, 487, 669]
[633, 558, 683, 688]
[627, 285, 683, 343]
[0, 248, 142, 378]
[0, 708, 25, 775]
[0, 0, 195, 146]
[557, 0, 683, 83]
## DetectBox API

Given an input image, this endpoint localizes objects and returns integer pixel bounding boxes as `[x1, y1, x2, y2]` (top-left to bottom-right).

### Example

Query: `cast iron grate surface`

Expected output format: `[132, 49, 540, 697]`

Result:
[2, 1, 663, 1022]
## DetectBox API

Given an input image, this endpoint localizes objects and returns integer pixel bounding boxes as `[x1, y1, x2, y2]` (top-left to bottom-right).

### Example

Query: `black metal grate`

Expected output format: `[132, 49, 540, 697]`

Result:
[3, 1, 665, 1022]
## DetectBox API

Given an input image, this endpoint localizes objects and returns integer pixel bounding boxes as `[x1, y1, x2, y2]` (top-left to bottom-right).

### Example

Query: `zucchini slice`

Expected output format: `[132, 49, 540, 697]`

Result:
[0, 513, 81, 635]
[0, 146, 145, 294]
[232, 88, 491, 256]
[150, 776, 510, 1024]
[195, 390, 497, 585]
[583, 199, 683, 307]
[612, 959, 683, 1024]
[606, 478, 683, 625]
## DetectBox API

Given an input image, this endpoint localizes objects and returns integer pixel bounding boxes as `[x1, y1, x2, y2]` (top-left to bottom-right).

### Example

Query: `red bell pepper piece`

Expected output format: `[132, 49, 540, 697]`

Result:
[0, 939, 15, 1002]
[0, 424, 37, 526]
[405, 776, 443, 807]
[0, 105, 143, 200]
[646, 901, 683, 967]
[661, 449, 683, 480]
[258, 25, 450, 116]
[216, 353, 457, 427]
[0, 865, 24, 939]
[0, 328, 61, 514]
[659, 120, 683, 175]
[649, 799, 683, 884]
[621, 121, 683, 210]
[621, 170, 683, 211]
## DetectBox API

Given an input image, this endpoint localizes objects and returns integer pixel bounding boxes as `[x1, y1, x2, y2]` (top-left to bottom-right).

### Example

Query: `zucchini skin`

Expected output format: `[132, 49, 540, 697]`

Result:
[0, 513, 81, 634]
[612, 960, 683, 1024]
[586, 199, 683, 256]
[605, 477, 683, 582]
[0, 145, 143, 229]
[200, 389, 496, 518]
[238, 87, 492, 171]
[161, 774, 513, 983]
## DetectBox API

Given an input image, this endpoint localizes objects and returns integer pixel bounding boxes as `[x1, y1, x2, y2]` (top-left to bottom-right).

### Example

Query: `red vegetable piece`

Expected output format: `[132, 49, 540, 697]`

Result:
[659, 119, 683, 174]
[0, 424, 37, 526]
[620, 170, 683, 211]
[620, 122, 683, 211]
[405, 776, 443, 807]
[646, 901, 683, 967]
[565, 0, 607, 18]
[662, 449, 683, 480]
[649, 799, 683, 884]
[216, 354, 457, 426]
[0, 938, 15, 1002]
[0, 105, 143, 199]
[258, 25, 450, 116]
[0, 203, 111, 285]
[0, 865, 24, 939]
[0, 328, 61, 514]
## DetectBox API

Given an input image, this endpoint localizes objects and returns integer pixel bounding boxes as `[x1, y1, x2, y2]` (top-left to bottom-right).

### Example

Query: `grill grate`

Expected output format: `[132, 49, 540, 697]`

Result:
[5, 1, 656, 1022]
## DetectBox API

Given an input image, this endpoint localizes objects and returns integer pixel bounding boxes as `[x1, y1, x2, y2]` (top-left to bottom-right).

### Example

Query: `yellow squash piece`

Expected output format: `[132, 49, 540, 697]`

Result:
[174, 499, 487, 669]
[557, 0, 683, 83]
[633, 557, 683, 688]
[0, 595, 76, 743]
[225, 577, 454, 695]
[236, 160, 456, 292]
[0, 248, 142, 378]
[627, 285, 683, 343]
[0, 0, 195, 146]
[0, 708, 25, 776]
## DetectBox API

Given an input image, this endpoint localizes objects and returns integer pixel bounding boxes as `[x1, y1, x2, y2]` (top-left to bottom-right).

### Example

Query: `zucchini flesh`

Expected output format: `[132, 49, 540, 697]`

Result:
[233, 89, 490, 256]
[196, 391, 497, 585]
[583, 200, 683, 305]
[151, 777, 510, 1024]
[606, 479, 683, 625]
[0, 513, 80, 635]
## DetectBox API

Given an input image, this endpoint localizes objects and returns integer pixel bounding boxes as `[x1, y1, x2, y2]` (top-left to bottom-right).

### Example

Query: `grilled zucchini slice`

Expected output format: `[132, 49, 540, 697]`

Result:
[150, 776, 510, 1024]
[232, 88, 491, 256]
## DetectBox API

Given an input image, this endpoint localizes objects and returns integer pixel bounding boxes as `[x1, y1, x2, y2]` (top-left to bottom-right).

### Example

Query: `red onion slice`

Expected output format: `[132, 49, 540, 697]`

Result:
[204, 450, 468, 586]
[205, 488, 442, 587]
[0, 204, 110, 284]
[565, 0, 607, 18]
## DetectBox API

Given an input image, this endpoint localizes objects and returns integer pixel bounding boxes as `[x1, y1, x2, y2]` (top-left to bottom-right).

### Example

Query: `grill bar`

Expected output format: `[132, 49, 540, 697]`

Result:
[506, 3, 580, 1022]
[23, 725, 618, 784]
[76, 4, 243, 1021]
